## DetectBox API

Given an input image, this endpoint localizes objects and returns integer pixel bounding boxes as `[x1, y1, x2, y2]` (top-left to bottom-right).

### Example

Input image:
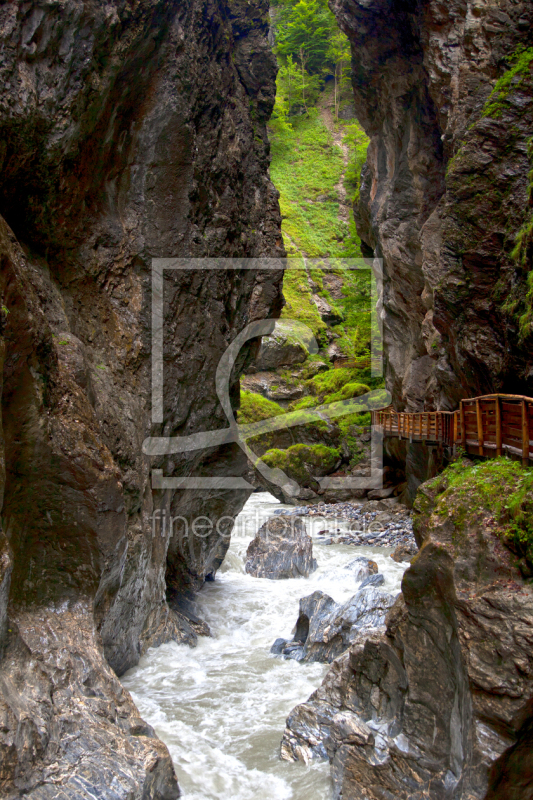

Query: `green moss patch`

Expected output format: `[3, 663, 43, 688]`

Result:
[482, 47, 533, 119]
[323, 381, 370, 404]
[238, 391, 285, 425]
[306, 366, 369, 401]
[415, 457, 533, 568]
[262, 443, 340, 484]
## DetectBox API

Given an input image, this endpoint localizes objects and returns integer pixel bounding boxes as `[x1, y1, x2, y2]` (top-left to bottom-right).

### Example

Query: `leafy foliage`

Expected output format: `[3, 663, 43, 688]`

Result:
[275, 0, 335, 76]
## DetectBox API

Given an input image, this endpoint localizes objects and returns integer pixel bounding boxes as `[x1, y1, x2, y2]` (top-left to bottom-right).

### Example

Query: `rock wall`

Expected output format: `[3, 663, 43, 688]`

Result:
[332, 0, 533, 413]
[282, 461, 533, 799]
[0, 1, 283, 796]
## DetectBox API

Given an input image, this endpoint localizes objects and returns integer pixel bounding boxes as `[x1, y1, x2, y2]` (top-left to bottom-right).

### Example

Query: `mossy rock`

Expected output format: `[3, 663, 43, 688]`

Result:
[238, 391, 284, 425]
[262, 443, 341, 489]
[413, 457, 533, 578]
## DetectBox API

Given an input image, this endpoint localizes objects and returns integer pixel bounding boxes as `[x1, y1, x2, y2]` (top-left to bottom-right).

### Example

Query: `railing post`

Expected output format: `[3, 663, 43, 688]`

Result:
[496, 397, 502, 457]
[522, 399, 530, 466]
[460, 400, 467, 451]
[476, 399, 484, 456]
[453, 412, 458, 449]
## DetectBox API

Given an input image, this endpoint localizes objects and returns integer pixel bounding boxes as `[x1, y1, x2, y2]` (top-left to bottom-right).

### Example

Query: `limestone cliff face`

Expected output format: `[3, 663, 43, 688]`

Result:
[332, 0, 533, 412]
[0, 2, 283, 796]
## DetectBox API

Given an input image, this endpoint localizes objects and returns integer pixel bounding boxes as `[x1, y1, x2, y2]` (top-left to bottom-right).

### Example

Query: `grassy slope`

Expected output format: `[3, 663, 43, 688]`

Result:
[242, 89, 380, 475]
[268, 94, 377, 369]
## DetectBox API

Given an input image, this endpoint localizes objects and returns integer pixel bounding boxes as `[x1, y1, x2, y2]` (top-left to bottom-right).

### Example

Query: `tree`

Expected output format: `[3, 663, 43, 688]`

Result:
[272, 53, 320, 120]
[275, 0, 335, 76]
[327, 30, 351, 120]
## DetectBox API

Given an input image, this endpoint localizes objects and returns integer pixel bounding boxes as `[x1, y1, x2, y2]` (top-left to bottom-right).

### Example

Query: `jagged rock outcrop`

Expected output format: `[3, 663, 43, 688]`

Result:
[245, 515, 317, 578]
[0, 1, 283, 796]
[281, 460, 533, 799]
[332, 0, 533, 414]
[271, 564, 394, 664]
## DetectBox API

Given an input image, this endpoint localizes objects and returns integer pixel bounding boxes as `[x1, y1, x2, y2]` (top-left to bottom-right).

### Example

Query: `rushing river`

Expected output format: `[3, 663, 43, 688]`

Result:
[122, 493, 407, 800]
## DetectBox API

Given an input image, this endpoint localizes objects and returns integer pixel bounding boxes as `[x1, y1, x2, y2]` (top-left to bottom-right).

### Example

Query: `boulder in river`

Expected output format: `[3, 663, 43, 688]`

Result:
[271, 567, 396, 663]
[390, 542, 418, 562]
[245, 516, 317, 579]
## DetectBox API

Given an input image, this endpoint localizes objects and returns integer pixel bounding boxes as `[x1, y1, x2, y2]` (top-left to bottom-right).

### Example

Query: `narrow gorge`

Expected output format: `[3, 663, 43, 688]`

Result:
[0, 2, 533, 800]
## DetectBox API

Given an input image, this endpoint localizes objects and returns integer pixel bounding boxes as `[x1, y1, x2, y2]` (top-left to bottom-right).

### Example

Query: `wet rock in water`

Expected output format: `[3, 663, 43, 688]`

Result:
[391, 542, 418, 563]
[245, 516, 317, 579]
[343, 556, 378, 581]
[271, 576, 396, 663]
[359, 573, 384, 589]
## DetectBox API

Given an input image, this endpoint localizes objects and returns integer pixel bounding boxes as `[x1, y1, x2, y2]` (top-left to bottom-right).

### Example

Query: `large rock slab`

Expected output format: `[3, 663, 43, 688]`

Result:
[245, 516, 317, 579]
[252, 320, 314, 371]
[332, 0, 533, 413]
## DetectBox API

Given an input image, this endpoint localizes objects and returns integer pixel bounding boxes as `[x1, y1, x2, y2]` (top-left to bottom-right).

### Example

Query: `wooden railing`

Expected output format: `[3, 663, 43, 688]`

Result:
[371, 394, 533, 466]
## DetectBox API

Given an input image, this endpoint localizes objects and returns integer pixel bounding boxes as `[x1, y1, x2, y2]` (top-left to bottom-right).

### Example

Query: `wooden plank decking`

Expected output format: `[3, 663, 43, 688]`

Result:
[371, 394, 533, 465]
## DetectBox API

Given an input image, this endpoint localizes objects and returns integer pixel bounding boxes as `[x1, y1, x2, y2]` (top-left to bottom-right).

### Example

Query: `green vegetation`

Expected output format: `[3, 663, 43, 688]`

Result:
[482, 46, 533, 119]
[262, 443, 340, 484]
[275, 0, 333, 77]
[244, 0, 382, 482]
[238, 391, 285, 424]
[323, 381, 371, 404]
[344, 122, 370, 207]
[338, 411, 371, 465]
[289, 395, 319, 412]
[417, 457, 533, 569]
[306, 366, 369, 401]
[501, 137, 533, 341]
[270, 112, 349, 258]
[280, 263, 328, 339]
[272, 0, 351, 120]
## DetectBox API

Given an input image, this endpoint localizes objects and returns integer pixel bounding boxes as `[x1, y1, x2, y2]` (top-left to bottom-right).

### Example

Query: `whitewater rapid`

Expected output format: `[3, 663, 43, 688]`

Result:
[122, 492, 407, 800]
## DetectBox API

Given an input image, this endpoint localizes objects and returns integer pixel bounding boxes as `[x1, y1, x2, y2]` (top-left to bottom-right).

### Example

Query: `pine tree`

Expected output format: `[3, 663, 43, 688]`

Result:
[275, 0, 335, 76]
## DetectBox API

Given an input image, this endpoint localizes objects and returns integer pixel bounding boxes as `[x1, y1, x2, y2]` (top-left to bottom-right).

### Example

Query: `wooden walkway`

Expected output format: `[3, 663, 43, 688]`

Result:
[371, 394, 533, 466]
